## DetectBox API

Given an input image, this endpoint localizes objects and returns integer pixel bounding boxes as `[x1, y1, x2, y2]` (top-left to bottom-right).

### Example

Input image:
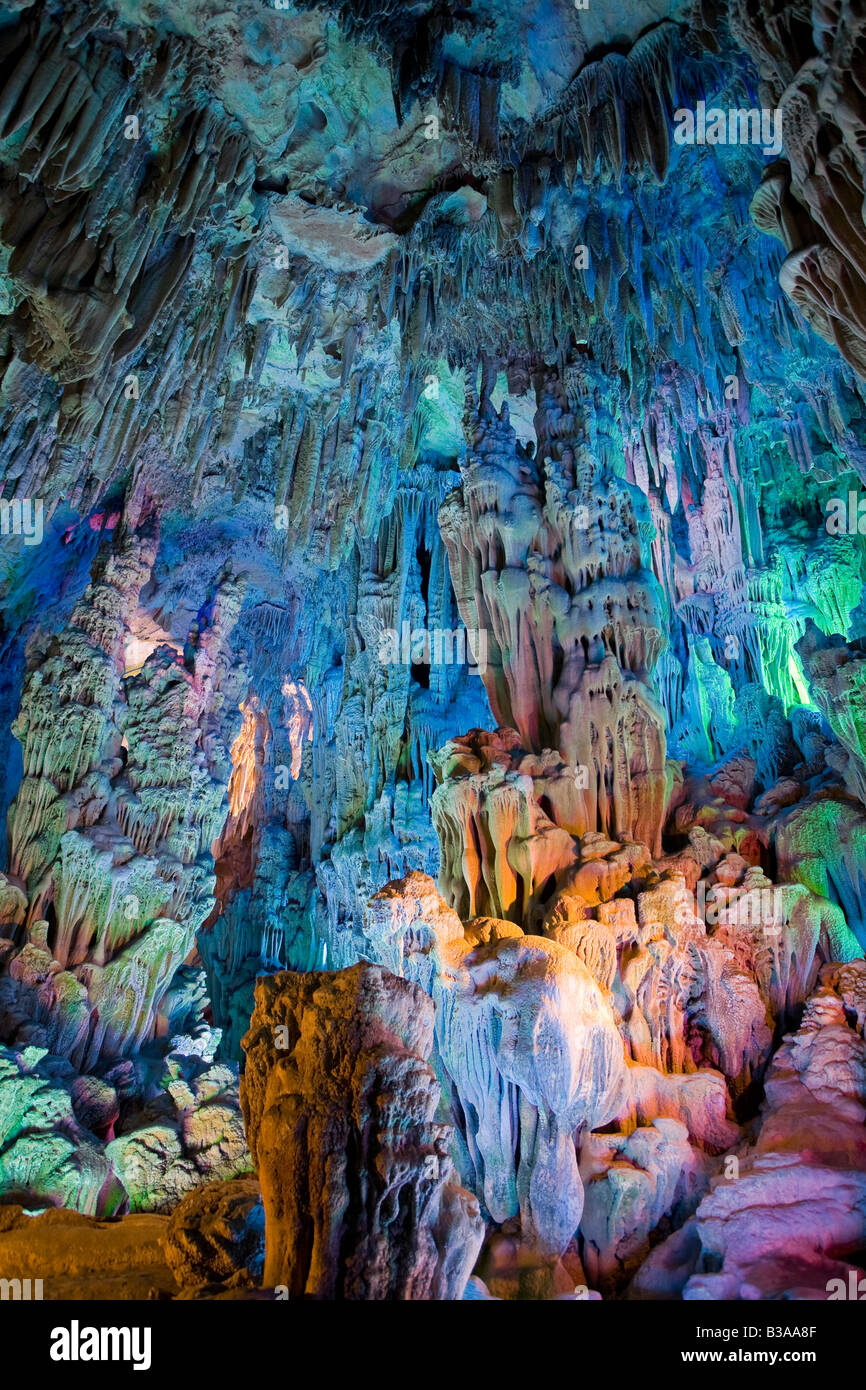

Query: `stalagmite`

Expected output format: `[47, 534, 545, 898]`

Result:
[240, 963, 484, 1298]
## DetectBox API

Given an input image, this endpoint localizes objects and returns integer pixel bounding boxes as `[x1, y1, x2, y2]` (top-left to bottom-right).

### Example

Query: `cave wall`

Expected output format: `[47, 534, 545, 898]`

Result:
[0, 0, 865, 1301]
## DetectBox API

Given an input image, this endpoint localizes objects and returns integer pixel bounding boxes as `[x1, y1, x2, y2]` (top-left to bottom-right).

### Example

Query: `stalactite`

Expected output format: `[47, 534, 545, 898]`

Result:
[440, 376, 668, 855]
[0, 0, 865, 1306]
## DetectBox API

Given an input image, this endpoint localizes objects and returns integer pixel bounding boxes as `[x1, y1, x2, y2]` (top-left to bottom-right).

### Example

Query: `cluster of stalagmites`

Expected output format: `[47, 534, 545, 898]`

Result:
[168, 372, 852, 1299]
[227, 728, 866, 1299]
[633, 960, 866, 1300]
[0, 513, 252, 1214]
[346, 822, 863, 1298]
[439, 382, 668, 857]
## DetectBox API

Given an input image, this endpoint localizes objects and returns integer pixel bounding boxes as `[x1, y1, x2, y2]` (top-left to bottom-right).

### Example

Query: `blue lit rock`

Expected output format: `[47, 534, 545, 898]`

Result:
[0, 0, 865, 1302]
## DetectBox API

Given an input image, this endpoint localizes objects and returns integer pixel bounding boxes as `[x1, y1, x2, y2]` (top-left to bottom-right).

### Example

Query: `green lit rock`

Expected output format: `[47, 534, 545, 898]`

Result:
[0, 1045, 124, 1215]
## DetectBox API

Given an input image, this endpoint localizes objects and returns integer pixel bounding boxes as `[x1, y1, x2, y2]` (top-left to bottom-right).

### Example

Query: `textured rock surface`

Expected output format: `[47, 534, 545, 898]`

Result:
[0, 511, 251, 1213]
[0, 0, 865, 1303]
[632, 962, 866, 1300]
[440, 379, 668, 853]
[163, 1177, 265, 1289]
[241, 962, 484, 1298]
[362, 861, 863, 1288]
[742, 0, 866, 376]
[434, 922, 624, 1258]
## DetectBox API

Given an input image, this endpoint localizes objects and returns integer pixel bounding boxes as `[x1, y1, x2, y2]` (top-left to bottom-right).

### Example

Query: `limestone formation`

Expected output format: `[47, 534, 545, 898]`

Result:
[632, 963, 866, 1299]
[0, 0, 865, 1308]
[241, 962, 484, 1298]
[440, 378, 668, 853]
[163, 1178, 265, 1290]
[360, 860, 863, 1278]
[742, 0, 866, 377]
[0, 514, 251, 1212]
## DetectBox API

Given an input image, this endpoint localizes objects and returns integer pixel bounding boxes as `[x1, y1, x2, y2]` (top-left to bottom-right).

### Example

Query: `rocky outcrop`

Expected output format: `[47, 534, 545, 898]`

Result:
[240, 962, 484, 1299]
[632, 961, 866, 1299]
[361, 857, 862, 1286]
[163, 1178, 265, 1290]
[0, 1043, 124, 1217]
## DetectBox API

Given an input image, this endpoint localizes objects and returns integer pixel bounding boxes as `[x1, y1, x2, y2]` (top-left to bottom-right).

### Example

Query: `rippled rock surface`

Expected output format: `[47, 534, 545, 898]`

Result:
[0, 0, 865, 1302]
